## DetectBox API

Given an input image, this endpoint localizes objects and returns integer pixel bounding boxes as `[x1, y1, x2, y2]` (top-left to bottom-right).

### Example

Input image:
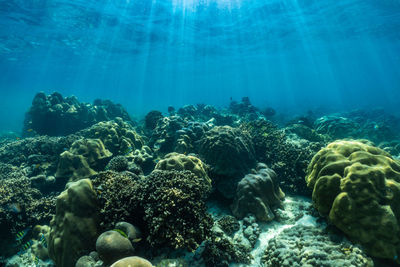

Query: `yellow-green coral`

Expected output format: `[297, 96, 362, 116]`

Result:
[306, 140, 400, 260]
[55, 138, 112, 182]
[48, 179, 99, 267]
[155, 152, 211, 184]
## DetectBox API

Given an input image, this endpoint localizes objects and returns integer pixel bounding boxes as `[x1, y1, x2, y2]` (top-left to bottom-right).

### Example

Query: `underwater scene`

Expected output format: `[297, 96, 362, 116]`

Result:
[1, 0, 400, 266]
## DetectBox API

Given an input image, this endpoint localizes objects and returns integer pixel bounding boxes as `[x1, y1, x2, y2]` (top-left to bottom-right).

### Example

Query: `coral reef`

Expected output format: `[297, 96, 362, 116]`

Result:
[262, 223, 373, 267]
[200, 222, 252, 267]
[149, 116, 186, 155]
[92, 171, 141, 230]
[0, 177, 55, 256]
[94, 169, 212, 251]
[78, 118, 144, 156]
[155, 152, 211, 184]
[55, 138, 112, 182]
[199, 125, 256, 198]
[105, 156, 129, 172]
[145, 110, 164, 130]
[241, 119, 323, 195]
[229, 97, 260, 121]
[138, 170, 213, 251]
[306, 140, 400, 260]
[23, 92, 131, 136]
[96, 230, 134, 265]
[110, 256, 153, 267]
[231, 163, 285, 222]
[0, 135, 79, 177]
[48, 179, 99, 267]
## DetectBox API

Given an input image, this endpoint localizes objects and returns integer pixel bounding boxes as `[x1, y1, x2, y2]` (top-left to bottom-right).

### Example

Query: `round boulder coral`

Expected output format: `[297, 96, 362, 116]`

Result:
[110, 256, 152, 267]
[306, 140, 400, 260]
[199, 126, 256, 198]
[96, 230, 134, 265]
[78, 118, 144, 156]
[155, 152, 210, 184]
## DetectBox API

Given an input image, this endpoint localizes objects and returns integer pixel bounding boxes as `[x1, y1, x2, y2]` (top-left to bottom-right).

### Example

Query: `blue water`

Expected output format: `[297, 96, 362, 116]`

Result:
[0, 0, 400, 131]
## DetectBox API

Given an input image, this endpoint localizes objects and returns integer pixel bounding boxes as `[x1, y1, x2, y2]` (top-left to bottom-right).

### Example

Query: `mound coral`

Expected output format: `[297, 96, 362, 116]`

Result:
[110, 256, 152, 267]
[48, 179, 99, 267]
[96, 230, 134, 265]
[231, 163, 285, 222]
[306, 140, 400, 259]
[155, 152, 210, 184]
[149, 116, 186, 154]
[78, 118, 144, 156]
[56, 138, 112, 182]
[199, 126, 255, 198]
[241, 119, 323, 195]
[23, 92, 131, 136]
[314, 116, 360, 140]
[144, 110, 163, 130]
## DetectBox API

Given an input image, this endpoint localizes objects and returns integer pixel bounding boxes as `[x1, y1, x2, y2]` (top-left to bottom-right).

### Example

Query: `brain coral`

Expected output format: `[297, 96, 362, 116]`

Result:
[306, 140, 400, 260]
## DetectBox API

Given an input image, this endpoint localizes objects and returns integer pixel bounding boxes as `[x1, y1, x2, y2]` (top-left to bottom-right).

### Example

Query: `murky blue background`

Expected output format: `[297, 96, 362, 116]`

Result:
[1, 0, 400, 131]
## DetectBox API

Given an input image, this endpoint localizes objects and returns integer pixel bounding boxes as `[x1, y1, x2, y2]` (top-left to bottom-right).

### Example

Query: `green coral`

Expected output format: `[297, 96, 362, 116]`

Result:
[55, 138, 112, 182]
[155, 152, 211, 184]
[241, 119, 324, 195]
[78, 118, 144, 156]
[48, 179, 99, 267]
[92, 170, 213, 251]
[92, 171, 141, 231]
[216, 215, 240, 236]
[306, 140, 400, 260]
[199, 125, 256, 198]
[0, 177, 55, 257]
[201, 225, 252, 267]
